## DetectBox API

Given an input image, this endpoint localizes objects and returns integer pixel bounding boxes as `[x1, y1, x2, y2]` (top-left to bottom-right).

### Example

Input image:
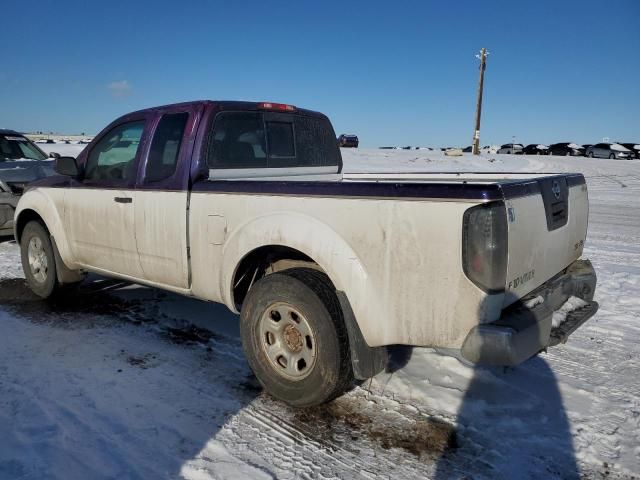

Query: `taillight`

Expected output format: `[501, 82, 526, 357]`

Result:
[257, 102, 296, 112]
[462, 202, 508, 293]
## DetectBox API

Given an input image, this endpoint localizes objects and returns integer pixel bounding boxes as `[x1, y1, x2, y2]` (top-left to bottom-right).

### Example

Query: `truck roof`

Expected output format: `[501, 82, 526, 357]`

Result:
[125, 100, 327, 119]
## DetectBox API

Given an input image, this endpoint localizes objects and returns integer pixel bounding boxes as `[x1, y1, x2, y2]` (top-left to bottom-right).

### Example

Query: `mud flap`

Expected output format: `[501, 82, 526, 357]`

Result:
[336, 291, 388, 380]
[51, 236, 85, 284]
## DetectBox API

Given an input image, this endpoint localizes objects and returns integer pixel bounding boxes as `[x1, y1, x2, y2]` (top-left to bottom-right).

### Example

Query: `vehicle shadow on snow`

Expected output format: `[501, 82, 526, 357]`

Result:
[434, 297, 580, 480]
[0, 275, 263, 479]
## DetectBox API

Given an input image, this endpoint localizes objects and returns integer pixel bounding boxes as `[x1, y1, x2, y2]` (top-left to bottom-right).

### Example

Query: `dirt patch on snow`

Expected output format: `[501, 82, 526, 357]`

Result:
[0, 277, 145, 327]
[295, 396, 458, 458]
[164, 325, 218, 345]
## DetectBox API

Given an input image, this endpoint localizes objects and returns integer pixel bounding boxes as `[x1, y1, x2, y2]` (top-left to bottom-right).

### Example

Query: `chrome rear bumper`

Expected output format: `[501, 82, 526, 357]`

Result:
[461, 259, 597, 366]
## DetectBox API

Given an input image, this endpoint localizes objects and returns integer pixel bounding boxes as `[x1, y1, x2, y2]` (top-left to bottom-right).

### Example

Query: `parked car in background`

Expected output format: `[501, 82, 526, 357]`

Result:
[523, 144, 550, 155]
[462, 146, 473, 153]
[338, 134, 358, 148]
[586, 143, 635, 160]
[497, 143, 524, 154]
[616, 143, 640, 159]
[549, 143, 584, 156]
[481, 145, 500, 154]
[0, 129, 56, 235]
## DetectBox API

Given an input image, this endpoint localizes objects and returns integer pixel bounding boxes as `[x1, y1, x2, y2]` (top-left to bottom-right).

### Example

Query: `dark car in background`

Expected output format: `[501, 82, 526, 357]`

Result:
[523, 144, 550, 155]
[497, 143, 524, 154]
[616, 143, 640, 159]
[338, 134, 359, 148]
[0, 130, 56, 235]
[548, 143, 584, 156]
[586, 143, 635, 160]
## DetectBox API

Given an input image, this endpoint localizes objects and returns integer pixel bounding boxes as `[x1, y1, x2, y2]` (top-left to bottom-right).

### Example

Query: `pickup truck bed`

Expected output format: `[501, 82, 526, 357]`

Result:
[14, 100, 598, 406]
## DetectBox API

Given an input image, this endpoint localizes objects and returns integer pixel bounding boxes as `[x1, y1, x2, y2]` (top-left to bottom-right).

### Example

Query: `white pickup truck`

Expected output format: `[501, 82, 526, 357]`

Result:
[14, 101, 598, 406]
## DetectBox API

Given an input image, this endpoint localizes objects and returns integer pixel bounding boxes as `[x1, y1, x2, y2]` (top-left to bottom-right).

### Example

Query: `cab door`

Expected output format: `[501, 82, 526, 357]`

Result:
[133, 106, 201, 289]
[64, 118, 148, 279]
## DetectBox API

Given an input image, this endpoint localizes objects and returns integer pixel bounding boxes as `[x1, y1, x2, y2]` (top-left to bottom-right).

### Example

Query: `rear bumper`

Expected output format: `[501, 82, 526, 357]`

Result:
[461, 259, 597, 366]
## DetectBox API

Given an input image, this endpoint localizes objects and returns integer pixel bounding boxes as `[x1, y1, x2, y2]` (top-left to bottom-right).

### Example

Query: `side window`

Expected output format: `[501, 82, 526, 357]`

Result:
[85, 121, 145, 182]
[145, 112, 189, 183]
[208, 112, 267, 169]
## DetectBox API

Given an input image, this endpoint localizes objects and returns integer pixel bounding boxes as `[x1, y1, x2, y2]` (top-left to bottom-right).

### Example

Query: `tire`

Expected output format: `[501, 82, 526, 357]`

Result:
[609, 153, 615, 159]
[565, 151, 571, 156]
[588, 152, 594, 158]
[240, 268, 353, 407]
[20, 220, 60, 298]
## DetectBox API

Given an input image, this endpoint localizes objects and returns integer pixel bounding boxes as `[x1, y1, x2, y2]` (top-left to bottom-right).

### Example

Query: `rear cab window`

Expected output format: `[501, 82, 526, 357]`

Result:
[206, 110, 341, 176]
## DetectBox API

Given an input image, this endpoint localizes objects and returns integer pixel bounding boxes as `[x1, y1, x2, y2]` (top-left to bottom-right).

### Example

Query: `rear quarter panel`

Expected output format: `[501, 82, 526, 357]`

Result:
[189, 192, 500, 348]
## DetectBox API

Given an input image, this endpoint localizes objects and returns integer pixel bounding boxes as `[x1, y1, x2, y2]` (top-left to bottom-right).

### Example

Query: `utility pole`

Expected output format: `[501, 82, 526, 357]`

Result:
[472, 48, 488, 155]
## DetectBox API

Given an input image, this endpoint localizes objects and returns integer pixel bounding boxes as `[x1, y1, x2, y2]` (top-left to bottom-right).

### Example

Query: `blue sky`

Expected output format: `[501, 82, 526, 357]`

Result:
[1, 0, 638, 147]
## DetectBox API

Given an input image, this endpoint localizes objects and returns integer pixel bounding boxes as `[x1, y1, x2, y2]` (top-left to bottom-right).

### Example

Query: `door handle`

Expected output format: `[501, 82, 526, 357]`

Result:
[114, 197, 132, 204]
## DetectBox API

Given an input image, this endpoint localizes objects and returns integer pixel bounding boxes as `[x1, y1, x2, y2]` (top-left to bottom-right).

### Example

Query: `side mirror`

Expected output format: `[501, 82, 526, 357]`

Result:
[49, 152, 61, 159]
[54, 156, 79, 177]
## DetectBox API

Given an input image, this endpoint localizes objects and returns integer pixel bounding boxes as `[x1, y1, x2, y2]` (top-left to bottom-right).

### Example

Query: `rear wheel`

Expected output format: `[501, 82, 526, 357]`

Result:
[240, 268, 353, 407]
[20, 221, 59, 298]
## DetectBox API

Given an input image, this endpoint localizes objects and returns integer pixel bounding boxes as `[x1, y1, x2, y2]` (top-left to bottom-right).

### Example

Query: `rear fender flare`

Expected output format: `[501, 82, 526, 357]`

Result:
[220, 212, 382, 346]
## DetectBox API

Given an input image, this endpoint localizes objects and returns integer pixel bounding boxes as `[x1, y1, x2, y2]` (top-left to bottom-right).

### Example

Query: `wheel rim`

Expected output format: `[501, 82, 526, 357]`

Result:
[27, 236, 48, 283]
[259, 302, 317, 380]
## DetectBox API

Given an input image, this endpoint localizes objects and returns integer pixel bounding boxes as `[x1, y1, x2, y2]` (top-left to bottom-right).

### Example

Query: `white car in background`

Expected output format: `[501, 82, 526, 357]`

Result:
[497, 143, 524, 155]
[481, 145, 500, 154]
[585, 143, 635, 160]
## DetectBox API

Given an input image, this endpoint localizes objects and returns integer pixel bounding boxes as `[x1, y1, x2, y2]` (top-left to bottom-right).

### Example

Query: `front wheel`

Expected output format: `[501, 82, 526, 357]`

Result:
[20, 221, 59, 298]
[240, 268, 353, 407]
[609, 153, 615, 159]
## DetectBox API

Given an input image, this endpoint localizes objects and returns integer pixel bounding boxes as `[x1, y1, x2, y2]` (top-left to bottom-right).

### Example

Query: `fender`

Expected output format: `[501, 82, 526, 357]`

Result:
[14, 187, 79, 271]
[219, 211, 387, 347]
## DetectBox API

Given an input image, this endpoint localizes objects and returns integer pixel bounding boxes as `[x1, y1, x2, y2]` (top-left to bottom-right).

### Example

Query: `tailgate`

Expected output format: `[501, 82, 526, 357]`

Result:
[502, 174, 589, 307]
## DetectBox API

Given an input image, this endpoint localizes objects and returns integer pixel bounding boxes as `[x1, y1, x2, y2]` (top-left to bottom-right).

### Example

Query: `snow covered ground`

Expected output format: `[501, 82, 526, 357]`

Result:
[1, 149, 639, 479]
